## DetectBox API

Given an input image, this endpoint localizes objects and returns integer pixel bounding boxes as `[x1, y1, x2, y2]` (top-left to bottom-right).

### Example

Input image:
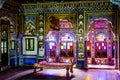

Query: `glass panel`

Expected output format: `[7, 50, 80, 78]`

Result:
[4, 47, 7, 53]
[96, 33, 106, 41]
[67, 42, 73, 49]
[1, 47, 3, 53]
[61, 33, 73, 41]
[4, 41, 6, 47]
[49, 42, 55, 49]
[48, 35, 56, 41]
[25, 38, 34, 51]
[30, 39, 34, 50]
[61, 42, 66, 49]
[10, 40, 15, 50]
[1, 41, 3, 47]
[26, 39, 28, 50]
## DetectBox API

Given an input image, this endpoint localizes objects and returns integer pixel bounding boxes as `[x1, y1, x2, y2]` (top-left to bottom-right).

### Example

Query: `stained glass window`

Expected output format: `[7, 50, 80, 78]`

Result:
[61, 42, 66, 49]
[96, 33, 106, 41]
[61, 33, 73, 41]
[67, 42, 73, 49]
[49, 42, 55, 49]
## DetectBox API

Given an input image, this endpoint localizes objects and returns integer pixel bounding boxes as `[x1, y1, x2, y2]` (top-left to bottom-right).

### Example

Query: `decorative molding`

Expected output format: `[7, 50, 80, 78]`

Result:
[22, 1, 114, 14]
[22, 1, 112, 9]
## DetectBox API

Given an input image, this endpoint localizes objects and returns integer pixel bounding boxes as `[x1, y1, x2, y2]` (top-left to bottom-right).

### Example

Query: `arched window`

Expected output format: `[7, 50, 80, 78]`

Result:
[1, 30, 8, 54]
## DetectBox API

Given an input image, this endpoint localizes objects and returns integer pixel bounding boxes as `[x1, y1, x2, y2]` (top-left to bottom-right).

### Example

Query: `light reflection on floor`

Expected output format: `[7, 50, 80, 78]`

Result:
[37, 69, 66, 77]
[36, 68, 120, 80]
[88, 64, 115, 69]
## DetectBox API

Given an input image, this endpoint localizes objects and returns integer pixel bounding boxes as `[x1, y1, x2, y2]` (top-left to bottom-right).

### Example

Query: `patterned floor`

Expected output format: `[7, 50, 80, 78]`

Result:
[0, 67, 120, 80]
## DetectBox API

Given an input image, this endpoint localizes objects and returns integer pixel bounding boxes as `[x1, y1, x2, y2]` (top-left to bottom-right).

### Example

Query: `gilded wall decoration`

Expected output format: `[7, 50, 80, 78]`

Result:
[78, 21, 83, 28]
[38, 21, 44, 27]
[78, 53, 84, 58]
[39, 15, 43, 20]
[78, 13, 84, 59]
[37, 13, 44, 50]
[37, 14, 44, 35]
[25, 22, 35, 35]
[45, 13, 77, 34]
[79, 14, 83, 20]
[24, 15, 36, 35]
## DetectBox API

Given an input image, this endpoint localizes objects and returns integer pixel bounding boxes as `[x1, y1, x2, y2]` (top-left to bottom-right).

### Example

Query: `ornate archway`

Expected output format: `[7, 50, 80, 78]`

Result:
[86, 18, 116, 68]
[45, 19, 77, 63]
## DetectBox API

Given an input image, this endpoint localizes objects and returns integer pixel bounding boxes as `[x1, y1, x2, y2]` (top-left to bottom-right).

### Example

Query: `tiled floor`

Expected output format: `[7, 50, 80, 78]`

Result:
[0, 67, 120, 80]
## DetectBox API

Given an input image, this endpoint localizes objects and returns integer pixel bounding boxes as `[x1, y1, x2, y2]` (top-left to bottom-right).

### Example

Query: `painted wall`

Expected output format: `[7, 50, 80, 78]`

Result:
[21, 1, 119, 68]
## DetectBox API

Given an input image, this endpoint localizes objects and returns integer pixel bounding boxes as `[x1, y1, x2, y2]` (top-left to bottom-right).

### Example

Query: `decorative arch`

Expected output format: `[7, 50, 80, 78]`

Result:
[0, 16, 14, 25]
[86, 17, 116, 69]
[89, 18, 113, 29]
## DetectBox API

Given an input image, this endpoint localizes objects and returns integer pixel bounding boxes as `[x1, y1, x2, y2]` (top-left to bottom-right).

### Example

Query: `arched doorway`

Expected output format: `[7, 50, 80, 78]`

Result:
[86, 18, 116, 68]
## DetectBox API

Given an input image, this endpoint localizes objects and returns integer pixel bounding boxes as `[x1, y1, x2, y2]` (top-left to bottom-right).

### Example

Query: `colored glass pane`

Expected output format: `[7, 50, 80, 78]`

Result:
[61, 42, 66, 49]
[96, 33, 106, 41]
[104, 46, 107, 50]
[50, 42, 55, 49]
[61, 33, 73, 41]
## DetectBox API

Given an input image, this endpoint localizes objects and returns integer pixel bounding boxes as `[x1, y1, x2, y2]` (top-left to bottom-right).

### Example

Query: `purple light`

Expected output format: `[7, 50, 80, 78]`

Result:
[99, 46, 101, 50]
[96, 43, 99, 46]
[102, 43, 104, 46]
[113, 46, 116, 50]
[104, 46, 107, 50]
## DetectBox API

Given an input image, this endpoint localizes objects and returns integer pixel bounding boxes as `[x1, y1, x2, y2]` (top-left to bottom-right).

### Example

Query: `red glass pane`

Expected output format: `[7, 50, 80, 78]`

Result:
[86, 41, 91, 46]
[70, 46, 73, 49]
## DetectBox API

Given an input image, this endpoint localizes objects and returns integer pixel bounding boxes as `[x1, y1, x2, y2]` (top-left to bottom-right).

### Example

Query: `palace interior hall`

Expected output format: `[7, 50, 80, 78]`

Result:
[0, 0, 120, 80]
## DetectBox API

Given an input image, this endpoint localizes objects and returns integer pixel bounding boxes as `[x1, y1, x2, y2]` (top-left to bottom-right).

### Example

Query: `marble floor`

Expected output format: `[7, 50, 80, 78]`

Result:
[36, 68, 120, 80]
[0, 67, 120, 80]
